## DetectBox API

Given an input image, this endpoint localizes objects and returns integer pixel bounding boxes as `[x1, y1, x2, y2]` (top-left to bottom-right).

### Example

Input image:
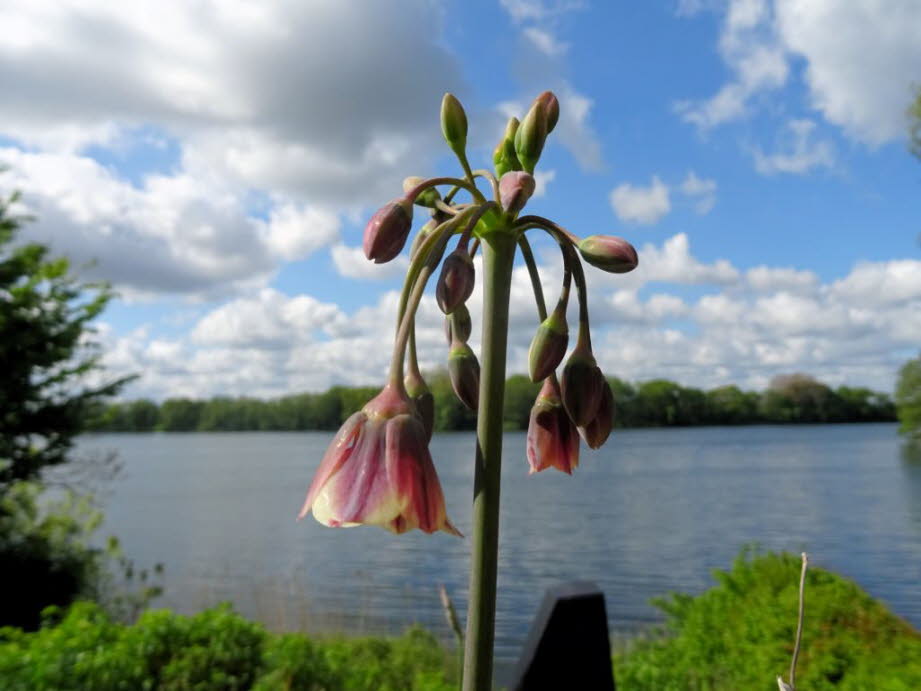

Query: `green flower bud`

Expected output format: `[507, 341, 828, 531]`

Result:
[578, 378, 614, 449]
[560, 345, 604, 427]
[405, 370, 435, 442]
[578, 235, 639, 274]
[515, 98, 549, 173]
[448, 341, 480, 410]
[441, 93, 468, 155]
[444, 303, 472, 345]
[403, 176, 442, 209]
[436, 248, 475, 314]
[493, 117, 522, 178]
[528, 305, 568, 382]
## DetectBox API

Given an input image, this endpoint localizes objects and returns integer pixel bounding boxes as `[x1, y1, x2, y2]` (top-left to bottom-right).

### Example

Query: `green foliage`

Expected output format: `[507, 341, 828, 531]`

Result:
[0, 189, 130, 487]
[0, 483, 103, 630]
[0, 603, 454, 691]
[615, 550, 921, 690]
[895, 353, 921, 439]
[89, 372, 896, 433]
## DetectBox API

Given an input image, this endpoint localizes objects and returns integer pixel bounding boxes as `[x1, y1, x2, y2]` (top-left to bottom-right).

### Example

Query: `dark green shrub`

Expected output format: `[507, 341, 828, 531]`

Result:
[615, 549, 921, 690]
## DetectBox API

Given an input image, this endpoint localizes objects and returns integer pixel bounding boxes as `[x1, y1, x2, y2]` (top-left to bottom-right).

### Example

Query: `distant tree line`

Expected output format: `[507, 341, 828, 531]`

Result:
[88, 372, 896, 433]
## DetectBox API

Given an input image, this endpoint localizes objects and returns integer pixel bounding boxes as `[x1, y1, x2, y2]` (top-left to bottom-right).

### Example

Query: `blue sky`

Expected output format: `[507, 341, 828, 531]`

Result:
[1, 0, 919, 399]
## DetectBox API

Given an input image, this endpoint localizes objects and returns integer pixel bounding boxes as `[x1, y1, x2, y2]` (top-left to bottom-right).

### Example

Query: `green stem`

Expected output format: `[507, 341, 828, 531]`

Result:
[517, 235, 548, 322]
[463, 230, 517, 691]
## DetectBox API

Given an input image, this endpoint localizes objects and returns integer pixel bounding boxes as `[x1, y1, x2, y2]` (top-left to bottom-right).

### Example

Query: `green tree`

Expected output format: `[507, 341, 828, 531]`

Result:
[896, 353, 921, 439]
[0, 190, 129, 489]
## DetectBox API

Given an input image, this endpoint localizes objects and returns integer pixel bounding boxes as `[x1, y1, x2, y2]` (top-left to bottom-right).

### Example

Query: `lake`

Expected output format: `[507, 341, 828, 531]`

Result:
[77, 424, 921, 671]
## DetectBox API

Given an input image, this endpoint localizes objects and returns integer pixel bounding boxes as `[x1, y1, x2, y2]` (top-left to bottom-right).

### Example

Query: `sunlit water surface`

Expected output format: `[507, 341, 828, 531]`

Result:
[78, 424, 921, 676]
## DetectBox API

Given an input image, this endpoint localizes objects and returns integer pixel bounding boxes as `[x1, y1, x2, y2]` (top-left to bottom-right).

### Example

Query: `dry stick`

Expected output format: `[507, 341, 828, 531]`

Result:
[778, 552, 809, 691]
[440, 584, 465, 688]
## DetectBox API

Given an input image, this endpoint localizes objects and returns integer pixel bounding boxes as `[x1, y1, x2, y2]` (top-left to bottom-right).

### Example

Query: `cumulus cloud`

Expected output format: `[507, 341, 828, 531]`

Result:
[679, 171, 718, 214]
[98, 229, 921, 399]
[752, 119, 835, 175]
[330, 243, 409, 280]
[523, 27, 568, 56]
[677, 0, 921, 145]
[610, 176, 672, 225]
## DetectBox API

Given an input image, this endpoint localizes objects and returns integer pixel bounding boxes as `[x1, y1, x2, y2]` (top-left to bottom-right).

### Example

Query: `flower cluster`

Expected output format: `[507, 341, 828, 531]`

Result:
[299, 91, 638, 534]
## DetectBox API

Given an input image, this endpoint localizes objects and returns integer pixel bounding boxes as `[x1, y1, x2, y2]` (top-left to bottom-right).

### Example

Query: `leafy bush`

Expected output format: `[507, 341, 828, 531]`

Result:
[0, 602, 453, 691]
[614, 549, 921, 690]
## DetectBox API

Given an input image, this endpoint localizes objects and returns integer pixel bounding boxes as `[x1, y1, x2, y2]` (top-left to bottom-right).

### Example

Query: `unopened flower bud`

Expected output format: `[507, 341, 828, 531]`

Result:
[528, 305, 568, 382]
[441, 93, 468, 155]
[535, 91, 560, 134]
[448, 341, 479, 410]
[363, 198, 414, 264]
[436, 248, 475, 314]
[578, 378, 614, 449]
[444, 303, 472, 345]
[499, 171, 536, 217]
[493, 117, 522, 178]
[403, 176, 442, 209]
[578, 235, 639, 274]
[515, 97, 549, 173]
[560, 345, 605, 427]
[405, 370, 435, 442]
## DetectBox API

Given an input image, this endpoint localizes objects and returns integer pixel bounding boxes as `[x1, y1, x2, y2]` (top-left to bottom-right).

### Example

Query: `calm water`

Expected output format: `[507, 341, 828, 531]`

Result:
[78, 424, 921, 669]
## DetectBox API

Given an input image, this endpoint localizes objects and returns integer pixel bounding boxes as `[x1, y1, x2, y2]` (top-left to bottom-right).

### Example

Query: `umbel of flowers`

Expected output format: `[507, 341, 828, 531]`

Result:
[299, 91, 638, 689]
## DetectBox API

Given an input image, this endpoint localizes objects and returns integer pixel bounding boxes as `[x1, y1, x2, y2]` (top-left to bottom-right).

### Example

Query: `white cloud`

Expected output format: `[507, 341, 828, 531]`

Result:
[752, 119, 835, 175]
[679, 171, 718, 214]
[330, 243, 409, 280]
[677, 0, 921, 145]
[610, 176, 672, 225]
[523, 27, 568, 56]
[532, 169, 556, 199]
[499, 0, 584, 23]
[99, 233, 921, 399]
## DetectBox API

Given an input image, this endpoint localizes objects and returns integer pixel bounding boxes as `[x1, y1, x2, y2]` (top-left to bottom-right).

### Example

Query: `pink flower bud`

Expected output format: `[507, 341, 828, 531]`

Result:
[448, 341, 480, 410]
[535, 91, 560, 134]
[363, 198, 414, 264]
[528, 306, 568, 382]
[298, 384, 460, 536]
[578, 378, 614, 449]
[578, 235, 639, 274]
[499, 171, 536, 217]
[560, 345, 605, 427]
[527, 377, 579, 474]
[436, 248, 475, 314]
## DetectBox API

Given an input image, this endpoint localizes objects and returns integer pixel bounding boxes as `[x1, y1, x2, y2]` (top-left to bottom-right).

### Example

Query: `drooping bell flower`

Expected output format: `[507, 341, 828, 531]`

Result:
[577, 235, 638, 274]
[578, 378, 614, 449]
[560, 343, 605, 427]
[363, 198, 414, 264]
[298, 384, 461, 536]
[527, 377, 579, 474]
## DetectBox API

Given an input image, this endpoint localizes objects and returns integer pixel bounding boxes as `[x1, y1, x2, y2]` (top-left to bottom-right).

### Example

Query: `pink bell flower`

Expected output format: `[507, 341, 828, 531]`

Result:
[526, 377, 580, 475]
[298, 384, 461, 536]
